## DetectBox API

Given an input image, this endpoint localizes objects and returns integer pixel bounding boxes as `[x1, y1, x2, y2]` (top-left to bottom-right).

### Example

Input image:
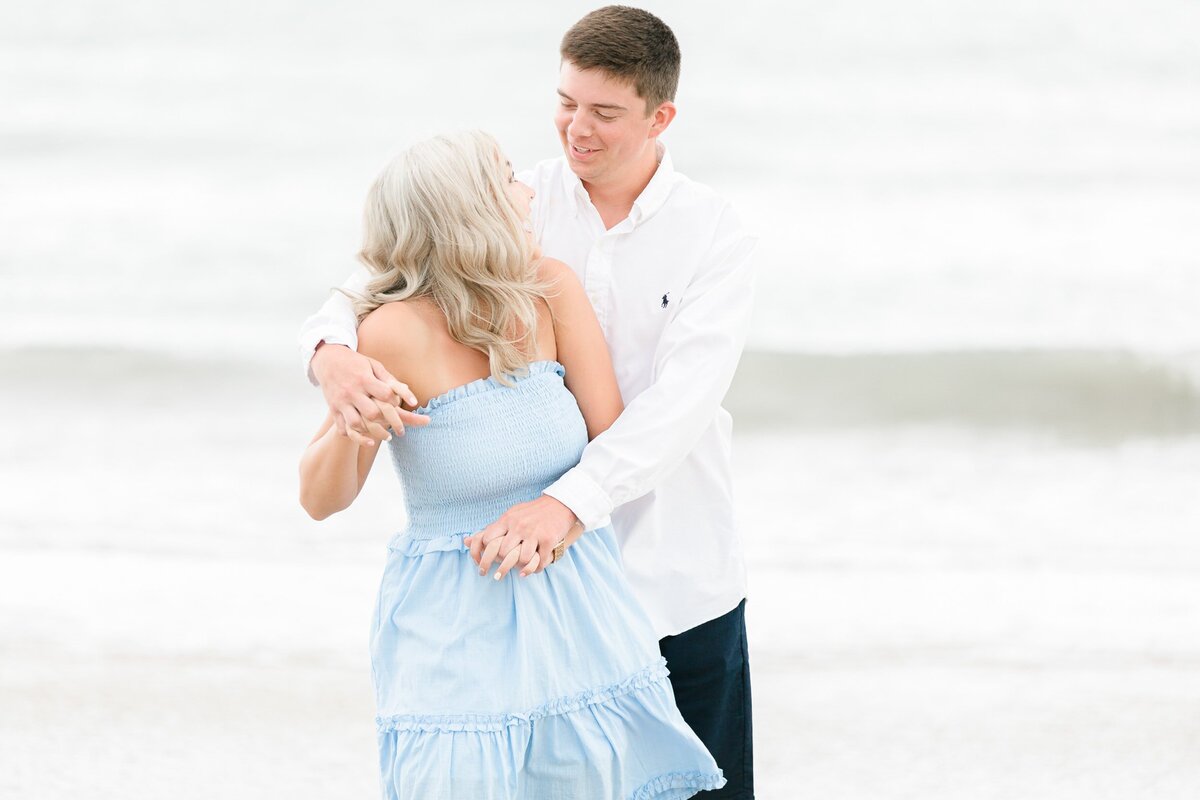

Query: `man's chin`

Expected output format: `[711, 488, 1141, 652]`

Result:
[561, 145, 598, 177]
[564, 156, 597, 182]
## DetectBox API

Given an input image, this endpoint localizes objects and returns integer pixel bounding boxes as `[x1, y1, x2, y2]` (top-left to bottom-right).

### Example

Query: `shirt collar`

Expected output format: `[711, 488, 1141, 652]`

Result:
[562, 160, 589, 210]
[629, 140, 675, 226]
[561, 140, 677, 226]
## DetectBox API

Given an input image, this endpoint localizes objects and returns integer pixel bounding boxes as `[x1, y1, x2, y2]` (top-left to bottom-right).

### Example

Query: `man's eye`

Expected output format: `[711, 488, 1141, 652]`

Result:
[597, 113, 615, 121]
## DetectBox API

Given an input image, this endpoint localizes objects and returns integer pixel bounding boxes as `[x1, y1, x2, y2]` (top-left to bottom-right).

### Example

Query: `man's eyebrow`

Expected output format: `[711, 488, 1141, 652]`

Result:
[556, 89, 627, 112]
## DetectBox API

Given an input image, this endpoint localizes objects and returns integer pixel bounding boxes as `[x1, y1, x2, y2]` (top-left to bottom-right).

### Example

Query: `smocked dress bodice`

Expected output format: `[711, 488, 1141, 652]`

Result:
[385, 360, 584, 546]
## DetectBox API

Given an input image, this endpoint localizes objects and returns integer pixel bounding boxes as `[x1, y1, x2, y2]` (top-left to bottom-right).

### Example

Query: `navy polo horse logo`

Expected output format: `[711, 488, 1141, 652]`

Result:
[660, 291, 670, 309]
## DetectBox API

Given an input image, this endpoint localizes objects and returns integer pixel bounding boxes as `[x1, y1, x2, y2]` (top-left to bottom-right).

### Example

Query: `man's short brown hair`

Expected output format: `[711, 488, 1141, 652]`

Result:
[560, 5, 681, 114]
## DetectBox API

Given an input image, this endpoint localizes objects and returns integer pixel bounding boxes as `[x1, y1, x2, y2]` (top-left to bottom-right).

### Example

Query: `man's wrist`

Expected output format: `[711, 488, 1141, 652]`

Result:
[314, 339, 352, 354]
[539, 493, 582, 531]
[310, 340, 351, 389]
[311, 339, 352, 370]
[542, 470, 611, 533]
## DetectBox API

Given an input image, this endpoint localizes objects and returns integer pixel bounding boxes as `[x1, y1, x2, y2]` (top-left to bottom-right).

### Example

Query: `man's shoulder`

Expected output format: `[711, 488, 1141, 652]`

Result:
[665, 169, 725, 210]
[660, 171, 752, 238]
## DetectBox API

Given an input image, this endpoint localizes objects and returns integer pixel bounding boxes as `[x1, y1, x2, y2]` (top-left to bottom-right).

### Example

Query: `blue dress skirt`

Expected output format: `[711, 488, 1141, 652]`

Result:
[370, 360, 724, 799]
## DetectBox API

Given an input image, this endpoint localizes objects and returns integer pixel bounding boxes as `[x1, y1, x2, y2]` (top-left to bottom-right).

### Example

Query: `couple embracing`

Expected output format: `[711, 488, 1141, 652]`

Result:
[298, 7, 756, 798]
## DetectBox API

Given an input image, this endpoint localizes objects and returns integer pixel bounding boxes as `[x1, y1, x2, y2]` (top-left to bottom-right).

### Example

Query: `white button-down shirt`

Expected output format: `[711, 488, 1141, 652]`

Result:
[298, 143, 757, 637]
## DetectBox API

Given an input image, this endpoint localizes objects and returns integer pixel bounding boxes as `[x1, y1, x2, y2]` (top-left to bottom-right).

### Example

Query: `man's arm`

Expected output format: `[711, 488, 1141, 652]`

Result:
[298, 269, 366, 384]
[542, 204, 757, 530]
[472, 203, 756, 555]
[468, 258, 624, 580]
[298, 267, 429, 445]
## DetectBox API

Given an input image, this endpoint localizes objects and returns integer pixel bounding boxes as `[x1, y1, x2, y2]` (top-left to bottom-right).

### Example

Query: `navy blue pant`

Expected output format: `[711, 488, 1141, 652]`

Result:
[659, 599, 754, 799]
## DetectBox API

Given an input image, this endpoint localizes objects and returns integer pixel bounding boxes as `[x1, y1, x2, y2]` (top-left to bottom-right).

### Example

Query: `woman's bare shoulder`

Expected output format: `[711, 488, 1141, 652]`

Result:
[536, 258, 585, 311]
[536, 257, 579, 285]
[357, 298, 436, 363]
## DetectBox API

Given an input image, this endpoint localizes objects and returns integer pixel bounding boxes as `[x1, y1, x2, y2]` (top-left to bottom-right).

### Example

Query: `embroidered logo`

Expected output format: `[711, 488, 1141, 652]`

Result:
[660, 292, 670, 309]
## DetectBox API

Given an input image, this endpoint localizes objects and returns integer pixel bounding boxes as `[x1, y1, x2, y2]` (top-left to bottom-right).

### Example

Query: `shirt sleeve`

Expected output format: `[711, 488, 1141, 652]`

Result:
[297, 267, 369, 385]
[542, 203, 758, 531]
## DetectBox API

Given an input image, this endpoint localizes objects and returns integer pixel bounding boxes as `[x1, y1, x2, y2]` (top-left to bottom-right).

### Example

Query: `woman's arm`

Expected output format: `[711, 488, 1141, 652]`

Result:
[540, 258, 624, 440]
[298, 409, 386, 520]
[298, 303, 427, 520]
[299, 267, 421, 448]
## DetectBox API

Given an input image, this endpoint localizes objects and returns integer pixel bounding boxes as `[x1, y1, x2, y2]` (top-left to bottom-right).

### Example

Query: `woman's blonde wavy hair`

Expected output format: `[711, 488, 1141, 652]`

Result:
[341, 130, 554, 386]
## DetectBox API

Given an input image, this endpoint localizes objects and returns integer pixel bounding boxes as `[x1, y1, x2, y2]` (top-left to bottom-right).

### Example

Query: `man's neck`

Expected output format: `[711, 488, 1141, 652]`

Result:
[582, 143, 660, 229]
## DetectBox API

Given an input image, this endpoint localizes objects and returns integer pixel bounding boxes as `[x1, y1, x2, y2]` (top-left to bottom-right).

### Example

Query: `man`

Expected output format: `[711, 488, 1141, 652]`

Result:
[299, 7, 756, 797]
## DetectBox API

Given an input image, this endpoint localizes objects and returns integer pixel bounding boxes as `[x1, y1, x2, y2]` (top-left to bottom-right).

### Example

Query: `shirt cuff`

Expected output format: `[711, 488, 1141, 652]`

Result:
[299, 326, 357, 386]
[542, 469, 614, 533]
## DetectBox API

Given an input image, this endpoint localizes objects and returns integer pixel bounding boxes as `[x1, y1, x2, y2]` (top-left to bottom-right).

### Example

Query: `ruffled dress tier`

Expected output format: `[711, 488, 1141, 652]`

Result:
[372, 360, 724, 799]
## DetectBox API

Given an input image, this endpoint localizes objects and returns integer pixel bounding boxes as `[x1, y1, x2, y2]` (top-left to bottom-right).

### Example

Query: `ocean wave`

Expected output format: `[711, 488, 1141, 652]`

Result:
[725, 349, 1200, 441]
[6, 345, 1199, 441]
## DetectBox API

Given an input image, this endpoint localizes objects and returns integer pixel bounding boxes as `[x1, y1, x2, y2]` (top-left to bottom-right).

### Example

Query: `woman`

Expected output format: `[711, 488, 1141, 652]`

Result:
[298, 131, 724, 799]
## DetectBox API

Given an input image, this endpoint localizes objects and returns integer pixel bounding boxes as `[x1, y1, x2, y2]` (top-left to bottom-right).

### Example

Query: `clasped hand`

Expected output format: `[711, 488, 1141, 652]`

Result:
[314, 343, 430, 445]
[465, 495, 583, 581]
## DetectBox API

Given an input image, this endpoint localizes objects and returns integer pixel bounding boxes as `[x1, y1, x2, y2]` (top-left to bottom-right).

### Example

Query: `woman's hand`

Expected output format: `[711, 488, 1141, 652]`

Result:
[465, 496, 584, 580]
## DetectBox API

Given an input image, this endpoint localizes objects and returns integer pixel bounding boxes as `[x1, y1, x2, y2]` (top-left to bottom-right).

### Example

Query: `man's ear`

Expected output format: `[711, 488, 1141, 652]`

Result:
[647, 101, 677, 139]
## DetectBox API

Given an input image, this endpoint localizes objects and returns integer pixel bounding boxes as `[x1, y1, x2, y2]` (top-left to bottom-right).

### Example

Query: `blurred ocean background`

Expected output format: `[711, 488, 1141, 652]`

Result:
[2, 1, 1199, 798]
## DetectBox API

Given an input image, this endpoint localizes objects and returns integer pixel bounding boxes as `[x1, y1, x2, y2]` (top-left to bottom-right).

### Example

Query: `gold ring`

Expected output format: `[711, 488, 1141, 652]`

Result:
[550, 538, 567, 564]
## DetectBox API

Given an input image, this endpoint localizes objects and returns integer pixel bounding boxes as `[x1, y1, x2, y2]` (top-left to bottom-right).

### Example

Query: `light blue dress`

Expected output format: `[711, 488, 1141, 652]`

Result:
[372, 359, 725, 799]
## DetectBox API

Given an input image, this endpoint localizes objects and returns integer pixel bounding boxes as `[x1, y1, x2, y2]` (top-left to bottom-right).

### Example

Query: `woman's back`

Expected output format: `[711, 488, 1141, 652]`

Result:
[359, 289, 583, 538]
[359, 292, 558, 412]
[386, 359, 587, 546]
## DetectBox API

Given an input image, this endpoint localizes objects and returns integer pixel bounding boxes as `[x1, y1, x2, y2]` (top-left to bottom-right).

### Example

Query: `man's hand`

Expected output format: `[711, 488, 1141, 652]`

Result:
[465, 496, 584, 580]
[311, 342, 430, 447]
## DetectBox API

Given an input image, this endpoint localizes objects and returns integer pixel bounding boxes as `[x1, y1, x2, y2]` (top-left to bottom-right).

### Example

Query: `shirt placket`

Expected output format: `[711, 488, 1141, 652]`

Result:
[580, 198, 616, 336]
[584, 236, 614, 336]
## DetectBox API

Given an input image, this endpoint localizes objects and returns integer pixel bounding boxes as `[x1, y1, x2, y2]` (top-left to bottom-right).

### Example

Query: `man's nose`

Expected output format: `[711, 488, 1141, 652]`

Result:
[567, 111, 591, 139]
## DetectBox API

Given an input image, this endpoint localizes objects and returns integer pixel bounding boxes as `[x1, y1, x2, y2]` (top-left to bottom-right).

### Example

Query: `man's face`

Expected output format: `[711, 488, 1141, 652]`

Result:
[554, 61, 657, 187]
